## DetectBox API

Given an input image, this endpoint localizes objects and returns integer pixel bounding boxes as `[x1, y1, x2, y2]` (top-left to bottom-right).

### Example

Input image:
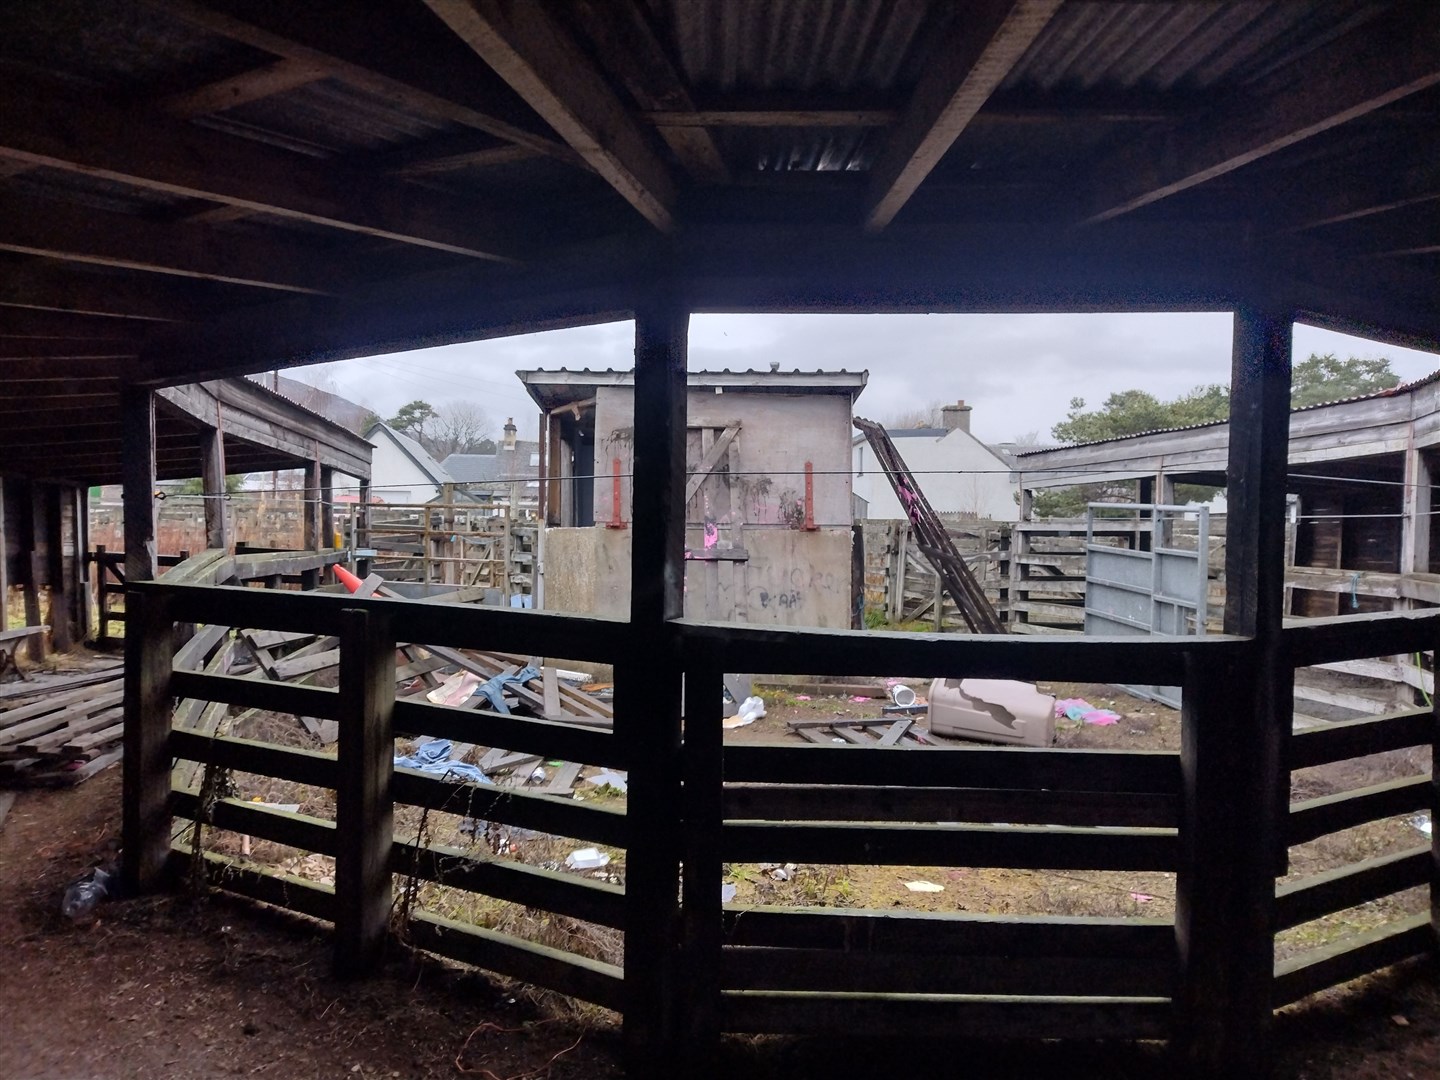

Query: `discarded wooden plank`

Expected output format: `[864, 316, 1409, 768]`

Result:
[877, 719, 913, 747]
[543, 761, 582, 795]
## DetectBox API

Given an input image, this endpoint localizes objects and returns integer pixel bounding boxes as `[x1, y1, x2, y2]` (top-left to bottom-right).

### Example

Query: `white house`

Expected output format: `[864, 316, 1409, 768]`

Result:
[853, 401, 1019, 522]
[363, 421, 454, 504]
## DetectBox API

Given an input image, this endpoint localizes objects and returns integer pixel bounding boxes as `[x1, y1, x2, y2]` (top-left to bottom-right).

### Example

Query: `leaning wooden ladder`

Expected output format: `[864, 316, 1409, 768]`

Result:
[854, 416, 1006, 634]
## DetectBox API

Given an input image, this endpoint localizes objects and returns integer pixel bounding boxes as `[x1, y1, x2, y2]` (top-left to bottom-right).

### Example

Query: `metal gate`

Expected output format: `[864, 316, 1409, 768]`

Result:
[1084, 503, 1209, 707]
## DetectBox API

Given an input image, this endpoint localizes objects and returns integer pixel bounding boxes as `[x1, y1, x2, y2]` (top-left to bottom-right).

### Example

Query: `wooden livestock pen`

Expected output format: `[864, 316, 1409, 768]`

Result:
[1, 3, 1438, 1077]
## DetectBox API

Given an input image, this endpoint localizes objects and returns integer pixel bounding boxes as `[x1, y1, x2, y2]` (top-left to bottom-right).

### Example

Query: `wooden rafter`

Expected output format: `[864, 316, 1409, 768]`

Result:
[865, 1, 1062, 231]
[647, 110, 899, 129]
[565, 0, 726, 182]
[0, 266, 201, 321]
[0, 194, 342, 295]
[159, 58, 329, 118]
[0, 72, 524, 263]
[148, 0, 580, 167]
[1083, 5, 1440, 226]
[0, 308, 149, 339]
[424, 0, 677, 231]
[1281, 161, 1440, 234]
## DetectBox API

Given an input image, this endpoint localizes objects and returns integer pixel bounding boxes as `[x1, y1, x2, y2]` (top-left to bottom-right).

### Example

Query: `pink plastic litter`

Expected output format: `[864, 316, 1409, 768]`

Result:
[849, 695, 870, 703]
[795, 694, 811, 701]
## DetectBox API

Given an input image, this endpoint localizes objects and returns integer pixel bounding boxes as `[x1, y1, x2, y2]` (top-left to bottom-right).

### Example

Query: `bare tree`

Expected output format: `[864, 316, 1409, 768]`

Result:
[428, 400, 496, 459]
[882, 401, 944, 430]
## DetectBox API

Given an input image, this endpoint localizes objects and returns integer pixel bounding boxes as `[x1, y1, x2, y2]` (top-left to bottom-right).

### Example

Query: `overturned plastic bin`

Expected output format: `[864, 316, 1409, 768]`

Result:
[927, 678, 1056, 747]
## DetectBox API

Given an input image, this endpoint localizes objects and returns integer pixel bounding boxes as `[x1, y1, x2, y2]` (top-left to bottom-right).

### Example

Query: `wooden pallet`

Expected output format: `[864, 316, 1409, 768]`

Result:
[786, 717, 937, 747]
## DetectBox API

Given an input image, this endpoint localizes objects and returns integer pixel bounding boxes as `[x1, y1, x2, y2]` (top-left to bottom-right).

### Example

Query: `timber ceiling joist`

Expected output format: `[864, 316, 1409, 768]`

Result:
[0, 0, 1437, 488]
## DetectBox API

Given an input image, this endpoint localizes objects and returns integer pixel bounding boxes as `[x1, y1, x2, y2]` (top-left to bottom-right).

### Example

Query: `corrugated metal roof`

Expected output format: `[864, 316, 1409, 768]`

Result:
[1004, 1, 1386, 93]
[1013, 365, 1440, 457]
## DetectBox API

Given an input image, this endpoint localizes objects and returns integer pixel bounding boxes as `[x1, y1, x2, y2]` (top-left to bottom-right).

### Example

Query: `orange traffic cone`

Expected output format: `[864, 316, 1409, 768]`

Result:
[333, 564, 364, 593]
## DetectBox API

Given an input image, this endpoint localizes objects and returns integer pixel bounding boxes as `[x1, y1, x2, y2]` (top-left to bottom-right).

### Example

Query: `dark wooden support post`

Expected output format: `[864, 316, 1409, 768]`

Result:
[356, 479, 372, 579]
[621, 291, 689, 1072]
[681, 662, 723, 1063]
[320, 466, 335, 552]
[0, 476, 7, 633]
[1402, 442, 1431, 575]
[302, 457, 323, 589]
[122, 587, 174, 893]
[122, 385, 158, 583]
[95, 544, 110, 645]
[1174, 306, 1292, 1074]
[21, 484, 43, 659]
[334, 606, 394, 977]
[200, 425, 229, 552]
[74, 487, 91, 643]
[45, 485, 73, 651]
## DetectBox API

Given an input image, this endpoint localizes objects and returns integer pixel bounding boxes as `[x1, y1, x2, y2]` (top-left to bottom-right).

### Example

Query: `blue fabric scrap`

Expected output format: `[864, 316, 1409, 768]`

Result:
[475, 664, 541, 714]
[393, 738, 492, 785]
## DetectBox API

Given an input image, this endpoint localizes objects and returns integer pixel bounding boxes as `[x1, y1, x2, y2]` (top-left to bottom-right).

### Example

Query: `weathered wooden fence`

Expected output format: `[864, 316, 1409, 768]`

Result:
[122, 581, 1439, 1066]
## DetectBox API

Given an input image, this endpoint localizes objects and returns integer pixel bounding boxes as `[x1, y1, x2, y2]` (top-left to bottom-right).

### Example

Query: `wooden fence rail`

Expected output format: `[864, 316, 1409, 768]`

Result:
[121, 582, 1440, 1062]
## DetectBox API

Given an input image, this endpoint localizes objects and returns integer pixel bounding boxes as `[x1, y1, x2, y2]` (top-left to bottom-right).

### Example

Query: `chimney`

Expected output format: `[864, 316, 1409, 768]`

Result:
[941, 399, 972, 433]
[503, 417, 517, 450]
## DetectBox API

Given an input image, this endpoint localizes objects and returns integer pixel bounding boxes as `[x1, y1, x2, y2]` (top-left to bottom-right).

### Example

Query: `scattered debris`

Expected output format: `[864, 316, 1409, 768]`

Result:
[61, 865, 114, 924]
[394, 740, 492, 785]
[721, 883, 738, 903]
[586, 770, 628, 793]
[849, 695, 870, 703]
[426, 671, 480, 707]
[1055, 697, 1121, 726]
[759, 863, 797, 882]
[1129, 892, 1155, 903]
[723, 695, 767, 729]
[788, 716, 935, 747]
[1411, 814, 1432, 838]
[905, 880, 944, 893]
[794, 694, 812, 701]
[929, 679, 1056, 746]
[565, 848, 610, 870]
[889, 684, 917, 708]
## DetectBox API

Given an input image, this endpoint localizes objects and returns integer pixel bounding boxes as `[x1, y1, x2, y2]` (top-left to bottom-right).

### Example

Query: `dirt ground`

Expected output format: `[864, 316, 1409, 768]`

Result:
[4, 684, 1440, 1078]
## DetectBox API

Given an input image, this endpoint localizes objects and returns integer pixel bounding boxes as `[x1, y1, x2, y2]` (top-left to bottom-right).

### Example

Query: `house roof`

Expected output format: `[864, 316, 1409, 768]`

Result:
[444, 442, 541, 484]
[364, 422, 454, 486]
[518, 368, 869, 412]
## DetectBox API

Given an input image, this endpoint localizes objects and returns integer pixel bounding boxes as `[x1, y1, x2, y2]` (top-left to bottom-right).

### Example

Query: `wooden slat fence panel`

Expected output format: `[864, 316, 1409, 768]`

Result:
[406, 911, 625, 1011]
[1289, 708, 1433, 770]
[1287, 775, 1431, 847]
[719, 992, 1171, 1039]
[1273, 913, 1433, 1007]
[722, 820, 1175, 870]
[1275, 846, 1431, 931]
[392, 840, 625, 929]
[722, 784, 1177, 827]
[391, 769, 628, 848]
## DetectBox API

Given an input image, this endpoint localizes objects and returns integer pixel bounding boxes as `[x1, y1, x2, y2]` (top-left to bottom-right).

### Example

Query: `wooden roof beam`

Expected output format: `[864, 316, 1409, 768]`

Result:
[0, 194, 342, 295]
[424, 0, 677, 231]
[565, 0, 727, 182]
[159, 57, 329, 118]
[865, 1, 1062, 231]
[147, 0, 580, 167]
[0, 308, 150, 339]
[1281, 160, 1440, 234]
[1083, 5, 1440, 226]
[0, 72, 524, 262]
[0, 264, 201, 322]
[648, 110, 898, 129]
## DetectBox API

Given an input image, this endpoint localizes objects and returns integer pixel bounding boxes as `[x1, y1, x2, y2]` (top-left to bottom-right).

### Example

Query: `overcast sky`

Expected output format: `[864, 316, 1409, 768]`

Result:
[289, 314, 1440, 446]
